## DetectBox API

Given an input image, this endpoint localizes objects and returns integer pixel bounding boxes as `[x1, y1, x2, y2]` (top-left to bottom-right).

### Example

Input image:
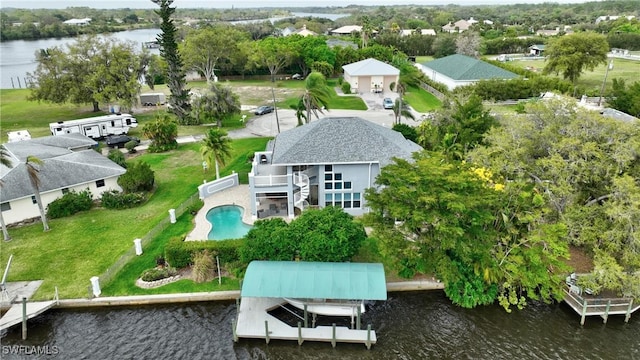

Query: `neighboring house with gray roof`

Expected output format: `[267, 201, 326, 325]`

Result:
[248, 117, 422, 219]
[417, 54, 518, 90]
[0, 134, 126, 225]
[342, 58, 400, 94]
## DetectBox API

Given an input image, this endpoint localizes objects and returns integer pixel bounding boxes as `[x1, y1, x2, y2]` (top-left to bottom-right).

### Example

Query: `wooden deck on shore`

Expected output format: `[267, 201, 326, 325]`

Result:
[563, 286, 639, 325]
[234, 297, 376, 348]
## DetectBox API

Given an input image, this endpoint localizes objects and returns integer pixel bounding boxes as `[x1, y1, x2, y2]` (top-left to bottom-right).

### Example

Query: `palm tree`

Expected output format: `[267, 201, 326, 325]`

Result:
[301, 72, 331, 124]
[26, 155, 50, 231]
[200, 128, 232, 180]
[289, 98, 307, 126]
[0, 145, 13, 241]
[392, 97, 416, 125]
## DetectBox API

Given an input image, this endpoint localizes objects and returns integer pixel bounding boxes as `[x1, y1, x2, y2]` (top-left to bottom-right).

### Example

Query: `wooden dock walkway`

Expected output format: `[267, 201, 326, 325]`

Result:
[234, 297, 376, 348]
[0, 300, 57, 331]
[563, 286, 639, 325]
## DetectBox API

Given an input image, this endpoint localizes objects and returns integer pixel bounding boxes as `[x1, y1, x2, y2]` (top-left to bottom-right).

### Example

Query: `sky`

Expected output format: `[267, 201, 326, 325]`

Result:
[0, 0, 600, 9]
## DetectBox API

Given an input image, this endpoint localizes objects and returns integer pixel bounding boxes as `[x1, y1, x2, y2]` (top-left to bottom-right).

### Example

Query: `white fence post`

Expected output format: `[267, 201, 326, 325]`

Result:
[90, 276, 101, 297]
[169, 209, 176, 224]
[134, 238, 143, 255]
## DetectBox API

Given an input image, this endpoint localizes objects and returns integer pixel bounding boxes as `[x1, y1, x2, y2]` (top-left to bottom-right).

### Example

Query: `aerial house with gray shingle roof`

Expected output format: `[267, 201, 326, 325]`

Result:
[248, 117, 422, 219]
[417, 54, 518, 90]
[0, 134, 126, 225]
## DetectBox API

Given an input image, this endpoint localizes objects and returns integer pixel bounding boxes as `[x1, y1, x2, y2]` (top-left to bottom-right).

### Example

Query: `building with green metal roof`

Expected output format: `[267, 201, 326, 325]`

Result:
[417, 54, 518, 90]
[241, 261, 387, 300]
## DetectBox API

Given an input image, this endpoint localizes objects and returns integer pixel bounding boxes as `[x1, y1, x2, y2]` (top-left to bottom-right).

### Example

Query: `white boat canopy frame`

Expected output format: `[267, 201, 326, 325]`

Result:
[241, 261, 387, 301]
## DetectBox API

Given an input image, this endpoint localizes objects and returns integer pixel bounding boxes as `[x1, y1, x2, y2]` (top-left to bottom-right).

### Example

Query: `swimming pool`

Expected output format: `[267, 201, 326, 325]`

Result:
[206, 205, 253, 240]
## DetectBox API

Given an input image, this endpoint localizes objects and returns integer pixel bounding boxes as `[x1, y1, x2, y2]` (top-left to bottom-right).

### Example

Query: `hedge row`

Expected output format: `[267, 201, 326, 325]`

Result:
[46, 190, 93, 219]
[164, 237, 243, 268]
[456, 76, 574, 101]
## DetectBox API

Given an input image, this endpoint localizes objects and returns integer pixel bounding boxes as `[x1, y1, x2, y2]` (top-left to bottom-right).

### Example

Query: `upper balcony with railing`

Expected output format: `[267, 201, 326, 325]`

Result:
[250, 151, 289, 187]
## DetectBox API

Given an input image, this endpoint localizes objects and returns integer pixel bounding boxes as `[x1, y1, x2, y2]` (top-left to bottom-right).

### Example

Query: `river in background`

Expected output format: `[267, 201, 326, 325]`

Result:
[0, 29, 162, 90]
[0, 11, 348, 90]
[1, 291, 637, 359]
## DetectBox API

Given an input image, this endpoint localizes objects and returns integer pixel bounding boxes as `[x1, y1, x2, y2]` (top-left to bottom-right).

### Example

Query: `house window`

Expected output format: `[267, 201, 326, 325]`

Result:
[353, 193, 361, 208]
[334, 193, 342, 208]
[335, 173, 342, 181]
[334, 182, 342, 190]
[0, 203, 10, 212]
[325, 183, 332, 190]
[62, 188, 69, 194]
[324, 165, 332, 172]
[344, 181, 352, 189]
[344, 193, 352, 208]
[325, 173, 333, 181]
[325, 194, 333, 206]
[96, 179, 105, 188]
[31, 196, 37, 204]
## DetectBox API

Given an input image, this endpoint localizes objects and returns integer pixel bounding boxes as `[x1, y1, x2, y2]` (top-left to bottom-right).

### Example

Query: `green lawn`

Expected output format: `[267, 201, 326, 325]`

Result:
[508, 58, 640, 94]
[0, 138, 270, 300]
[404, 85, 442, 112]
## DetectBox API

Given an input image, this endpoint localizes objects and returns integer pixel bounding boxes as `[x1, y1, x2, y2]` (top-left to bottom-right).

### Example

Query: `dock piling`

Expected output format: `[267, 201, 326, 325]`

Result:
[366, 324, 372, 350]
[232, 319, 238, 342]
[303, 304, 308, 328]
[331, 323, 336, 348]
[603, 300, 611, 324]
[357, 305, 361, 330]
[625, 299, 634, 323]
[581, 301, 588, 325]
[264, 320, 270, 344]
[297, 322, 303, 345]
[21, 297, 27, 340]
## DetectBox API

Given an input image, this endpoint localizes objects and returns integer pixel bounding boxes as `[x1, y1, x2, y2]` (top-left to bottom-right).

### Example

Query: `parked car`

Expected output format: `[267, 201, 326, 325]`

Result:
[383, 98, 394, 109]
[254, 105, 275, 115]
[106, 135, 140, 148]
[291, 73, 304, 80]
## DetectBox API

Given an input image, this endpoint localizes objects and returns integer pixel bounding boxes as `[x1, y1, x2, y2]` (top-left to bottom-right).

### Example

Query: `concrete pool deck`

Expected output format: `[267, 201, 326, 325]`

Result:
[186, 185, 254, 241]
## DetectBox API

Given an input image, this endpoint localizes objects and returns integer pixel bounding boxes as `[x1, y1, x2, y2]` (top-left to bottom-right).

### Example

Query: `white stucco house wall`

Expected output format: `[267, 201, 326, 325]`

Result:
[248, 117, 422, 219]
[0, 134, 126, 225]
[342, 58, 400, 94]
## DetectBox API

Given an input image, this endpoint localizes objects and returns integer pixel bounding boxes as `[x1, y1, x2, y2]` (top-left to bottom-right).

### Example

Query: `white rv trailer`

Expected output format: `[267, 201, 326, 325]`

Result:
[49, 113, 138, 139]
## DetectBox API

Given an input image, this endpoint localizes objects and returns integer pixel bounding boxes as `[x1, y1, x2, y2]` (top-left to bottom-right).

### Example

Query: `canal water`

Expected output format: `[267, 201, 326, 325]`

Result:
[1, 291, 637, 359]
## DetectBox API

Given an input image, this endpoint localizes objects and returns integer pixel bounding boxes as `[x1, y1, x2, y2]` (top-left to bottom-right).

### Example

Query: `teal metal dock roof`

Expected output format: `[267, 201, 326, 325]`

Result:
[241, 261, 387, 300]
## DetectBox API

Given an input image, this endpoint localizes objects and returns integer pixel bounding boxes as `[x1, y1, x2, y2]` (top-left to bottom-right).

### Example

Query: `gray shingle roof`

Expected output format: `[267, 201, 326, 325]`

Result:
[1, 135, 124, 202]
[270, 117, 422, 166]
[342, 58, 400, 76]
[421, 54, 518, 81]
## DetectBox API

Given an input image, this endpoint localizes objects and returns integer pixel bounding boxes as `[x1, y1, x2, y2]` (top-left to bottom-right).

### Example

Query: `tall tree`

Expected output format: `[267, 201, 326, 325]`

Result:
[28, 36, 141, 112]
[469, 98, 640, 298]
[0, 145, 13, 241]
[25, 156, 49, 232]
[365, 151, 568, 310]
[181, 25, 249, 84]
[152, 0, 192, 124]
[247, 37, 293, 82]
[455, 31, 482, 58]
[200, 128, 232, 180]
[607, 78, 640, 117]
[191, 84, 241, 127]
[301, 72, 331, 124]
[543, 32, 609, 86]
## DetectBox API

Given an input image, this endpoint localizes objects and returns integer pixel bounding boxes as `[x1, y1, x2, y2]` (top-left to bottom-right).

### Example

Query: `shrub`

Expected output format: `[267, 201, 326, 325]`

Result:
[392, 123, 418, 142]
[108, 149, 127, 168]
[165, 237, 243, 268]
[192, 250, 215, 283]
[341, 81, 351, 94]
[125, 140, 138, 154]
[118, 161, 155, 193]
[141, 267, 178, 282]
[46, 190, 93, 219]
[101, 190, 146, 209]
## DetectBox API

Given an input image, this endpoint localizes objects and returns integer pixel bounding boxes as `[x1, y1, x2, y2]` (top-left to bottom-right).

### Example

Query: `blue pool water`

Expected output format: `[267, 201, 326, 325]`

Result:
[206, 205, 253, 240]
